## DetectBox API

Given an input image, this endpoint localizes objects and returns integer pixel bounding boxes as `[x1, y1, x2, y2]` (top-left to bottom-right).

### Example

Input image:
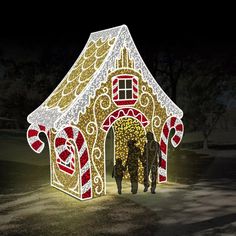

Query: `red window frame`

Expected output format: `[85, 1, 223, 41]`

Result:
[112, 75, 138, 106]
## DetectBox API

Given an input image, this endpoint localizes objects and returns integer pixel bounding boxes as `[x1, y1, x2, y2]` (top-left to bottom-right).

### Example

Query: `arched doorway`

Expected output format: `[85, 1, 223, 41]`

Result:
[104, 116, 147, 193]
[112, 117, 146, 183]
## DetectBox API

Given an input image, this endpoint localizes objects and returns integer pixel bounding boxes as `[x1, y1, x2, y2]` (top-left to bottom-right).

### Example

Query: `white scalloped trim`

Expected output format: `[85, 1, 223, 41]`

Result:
[27, 25, 183, 130]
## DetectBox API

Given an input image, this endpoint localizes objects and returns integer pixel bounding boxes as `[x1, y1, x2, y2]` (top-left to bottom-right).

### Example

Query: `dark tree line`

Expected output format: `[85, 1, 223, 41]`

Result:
[0, 42, 235, 149]
[0, 44, 77, 128]
[153, 44, 236, 149]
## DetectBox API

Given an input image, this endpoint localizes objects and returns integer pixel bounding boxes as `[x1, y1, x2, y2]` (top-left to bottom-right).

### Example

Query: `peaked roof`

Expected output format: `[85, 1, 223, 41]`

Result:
[28, 25, 183, 130]
[46, 37, 115, 111]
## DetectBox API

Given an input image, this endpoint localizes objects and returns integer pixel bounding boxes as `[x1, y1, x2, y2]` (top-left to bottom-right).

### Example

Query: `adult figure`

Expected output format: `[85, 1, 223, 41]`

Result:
[142, 132, 161, 194]
[125, 140, 141, 194]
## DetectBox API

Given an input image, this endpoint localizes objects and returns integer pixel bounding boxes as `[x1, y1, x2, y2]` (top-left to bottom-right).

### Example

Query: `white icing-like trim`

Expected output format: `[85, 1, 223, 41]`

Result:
[27, 25, 183, 130]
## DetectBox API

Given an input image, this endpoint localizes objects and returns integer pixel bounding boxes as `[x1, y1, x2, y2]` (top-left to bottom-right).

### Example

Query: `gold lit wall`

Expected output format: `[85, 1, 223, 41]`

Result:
[50, 47, 168, 199]
[113, 117, 146, 183]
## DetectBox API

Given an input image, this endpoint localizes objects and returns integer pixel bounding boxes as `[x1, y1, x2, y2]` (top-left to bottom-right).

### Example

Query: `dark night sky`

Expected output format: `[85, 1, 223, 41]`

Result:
[0, 4, 235, 127]
[1, 5, 235, 53]
[0, 4, 236, 83]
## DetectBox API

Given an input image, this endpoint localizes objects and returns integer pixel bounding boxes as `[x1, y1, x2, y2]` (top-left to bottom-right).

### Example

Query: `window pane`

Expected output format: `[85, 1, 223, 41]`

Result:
[126, 90, 132, 99]
[119, 80, 125, 89]
[126, 79, 132, 88]
[119, 90, 125, 99]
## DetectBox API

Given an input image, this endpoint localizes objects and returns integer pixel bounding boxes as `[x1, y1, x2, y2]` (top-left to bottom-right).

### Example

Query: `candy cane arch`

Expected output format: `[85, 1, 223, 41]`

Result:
[158, 116, 184, 183]
[27, 124, 50, 153]
[54, 126, 92, 200]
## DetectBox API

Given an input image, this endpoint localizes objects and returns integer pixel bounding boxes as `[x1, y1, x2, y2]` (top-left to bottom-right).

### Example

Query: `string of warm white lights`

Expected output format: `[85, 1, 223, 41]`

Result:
[27, 25, 184, 200]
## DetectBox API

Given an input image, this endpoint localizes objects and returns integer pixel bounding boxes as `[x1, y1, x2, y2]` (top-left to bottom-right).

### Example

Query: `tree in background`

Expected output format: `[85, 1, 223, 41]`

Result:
[150, 44, 191, 104]
[0, 43, 77, 129]
[182, 55, 227, 149]
[152, 43, 236, 149]
[0, 59, 43, 128]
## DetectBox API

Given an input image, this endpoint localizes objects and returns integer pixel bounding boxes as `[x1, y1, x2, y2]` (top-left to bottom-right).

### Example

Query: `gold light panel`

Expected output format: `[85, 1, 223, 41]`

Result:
[45, 37, 115, 111]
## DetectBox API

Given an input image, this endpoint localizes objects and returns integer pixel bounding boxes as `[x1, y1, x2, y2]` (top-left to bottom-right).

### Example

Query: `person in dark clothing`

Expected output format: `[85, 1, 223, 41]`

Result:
[142, 132, 162, 194]
[125, 140, 142, 194]
[112, 158, 126, 194]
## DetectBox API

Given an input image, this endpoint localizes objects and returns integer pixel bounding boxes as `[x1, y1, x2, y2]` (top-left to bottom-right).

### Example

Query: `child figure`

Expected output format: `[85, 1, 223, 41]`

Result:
[112, 158, 126, 194]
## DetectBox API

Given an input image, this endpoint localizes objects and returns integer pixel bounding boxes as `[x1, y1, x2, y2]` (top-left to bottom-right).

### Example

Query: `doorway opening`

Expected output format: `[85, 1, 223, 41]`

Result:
[105, 117, 146, 194]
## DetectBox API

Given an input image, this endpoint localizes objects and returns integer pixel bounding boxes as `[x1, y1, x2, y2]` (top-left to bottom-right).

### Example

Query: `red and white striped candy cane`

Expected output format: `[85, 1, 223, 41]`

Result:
[27, 124, 50, 153]
[158, 116, 184, 183]
[54, 126, 92, 200]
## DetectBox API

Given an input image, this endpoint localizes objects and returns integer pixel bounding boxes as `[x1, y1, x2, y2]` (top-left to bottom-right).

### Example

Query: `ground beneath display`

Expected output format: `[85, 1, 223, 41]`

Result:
[0, 134, 236, 235]
[0, 178, 235, 236]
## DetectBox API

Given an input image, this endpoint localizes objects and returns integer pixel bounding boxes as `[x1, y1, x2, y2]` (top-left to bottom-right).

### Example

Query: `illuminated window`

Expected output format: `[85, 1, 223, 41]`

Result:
[112, 75, 138, 106]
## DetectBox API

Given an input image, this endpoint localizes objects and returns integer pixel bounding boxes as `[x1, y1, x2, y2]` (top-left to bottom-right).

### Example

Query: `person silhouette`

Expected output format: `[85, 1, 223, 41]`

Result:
[142, 132, 162, 194]
[112, 158, 125, 194]
[125, 140, 141, 194]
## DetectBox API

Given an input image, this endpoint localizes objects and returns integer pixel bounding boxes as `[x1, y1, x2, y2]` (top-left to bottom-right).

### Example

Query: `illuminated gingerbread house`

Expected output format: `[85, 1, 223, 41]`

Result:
[27, 25, 184, 200]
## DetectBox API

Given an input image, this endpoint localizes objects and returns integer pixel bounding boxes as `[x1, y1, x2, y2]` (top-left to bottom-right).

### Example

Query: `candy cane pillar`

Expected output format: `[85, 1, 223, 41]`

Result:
[54, 126, 92, 200]
[158, 116, 184, 183]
